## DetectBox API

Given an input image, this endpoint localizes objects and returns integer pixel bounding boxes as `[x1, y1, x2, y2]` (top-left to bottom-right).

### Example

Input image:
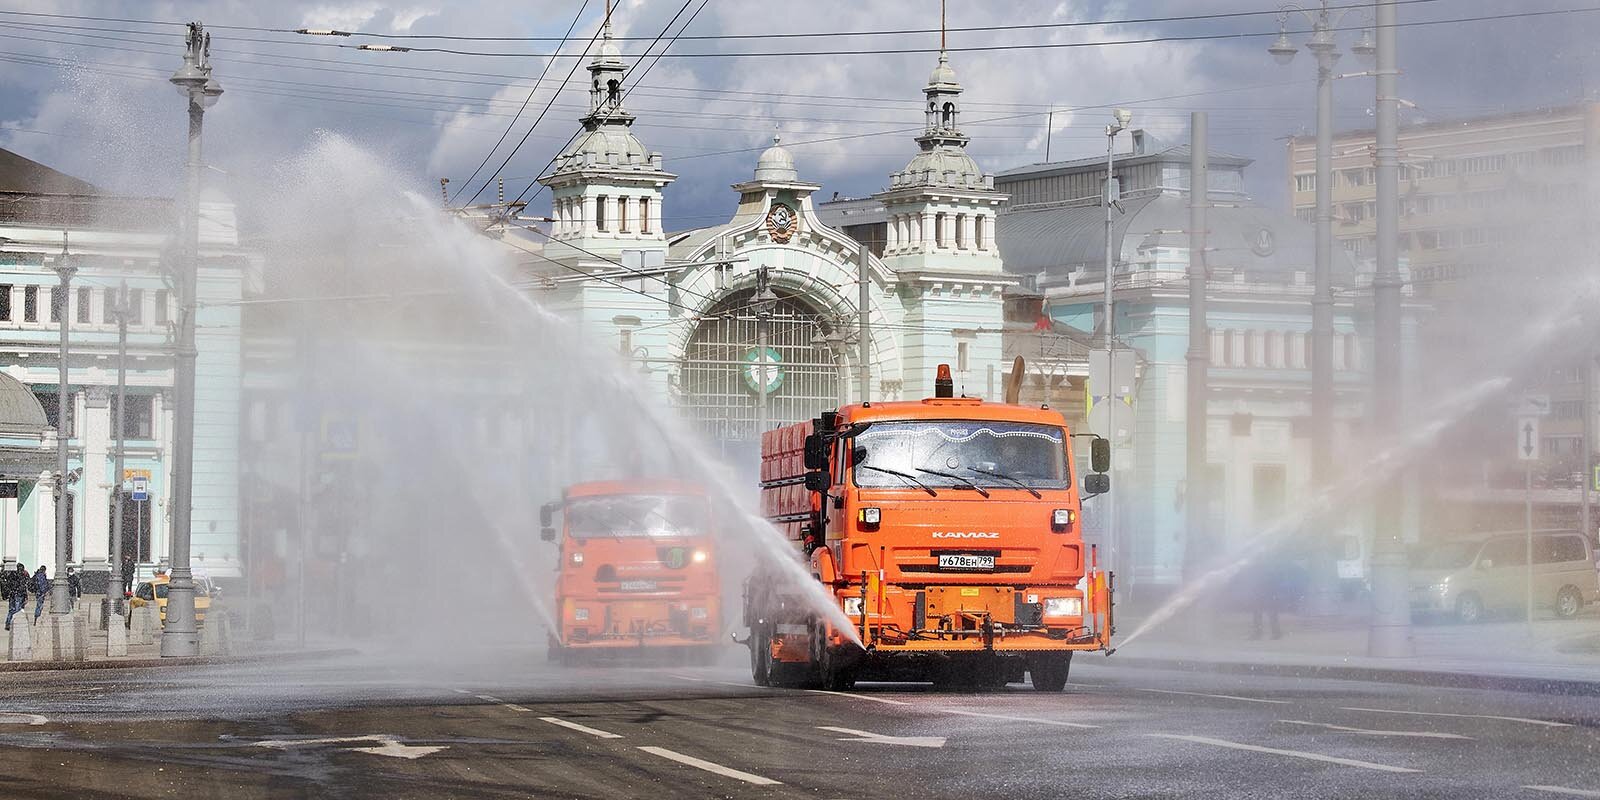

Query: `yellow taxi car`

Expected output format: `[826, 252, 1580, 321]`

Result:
[130, 574, 215, 624]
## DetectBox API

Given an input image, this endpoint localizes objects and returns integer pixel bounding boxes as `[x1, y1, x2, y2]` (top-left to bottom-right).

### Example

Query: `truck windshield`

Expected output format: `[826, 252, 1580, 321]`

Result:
[565, 495, 708, 539]
[853, 421, 1069, 490]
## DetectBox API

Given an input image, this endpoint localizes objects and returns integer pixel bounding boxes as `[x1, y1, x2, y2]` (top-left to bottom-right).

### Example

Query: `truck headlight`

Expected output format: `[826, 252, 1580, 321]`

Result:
[692, 549, 708, 563]
[1044, 597, 1082, 617]
[1052, 509, 1074, 530]
[571, 552, 584, 565]
[843, 597, 864, 616]
[691, 607, 708, 619]
[859, 507, 881, 526]
[574, 608, 589, 622]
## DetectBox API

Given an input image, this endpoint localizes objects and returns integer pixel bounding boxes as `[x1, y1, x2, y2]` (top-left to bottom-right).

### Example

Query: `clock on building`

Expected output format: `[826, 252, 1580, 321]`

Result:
[766, 202, 797, 243]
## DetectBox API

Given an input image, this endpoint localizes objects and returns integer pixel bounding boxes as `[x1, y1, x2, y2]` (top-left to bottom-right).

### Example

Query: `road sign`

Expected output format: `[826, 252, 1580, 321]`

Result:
[1517, 416, 1540, 461]
[1088, 349, 1136, 400]
[1088, 397, 1135, 444]
[1515, 394, 1551, 418]
[320, 413, 359, 461]
[130, 476, 149, 502]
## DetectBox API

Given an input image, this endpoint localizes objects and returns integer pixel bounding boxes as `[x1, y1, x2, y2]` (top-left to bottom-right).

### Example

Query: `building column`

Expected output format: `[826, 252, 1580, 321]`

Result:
[81, 388, 110, 578]
[885, 215, 898, 251]
[921, 212, 934, 251]
[1, 487, 18, 567]
[34, 468, 56, 573]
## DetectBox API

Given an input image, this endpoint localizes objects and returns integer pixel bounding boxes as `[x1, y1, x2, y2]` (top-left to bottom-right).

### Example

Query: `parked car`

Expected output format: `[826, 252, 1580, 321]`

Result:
[1409, 532, 1600, 623]
[130, 574, 216, 624]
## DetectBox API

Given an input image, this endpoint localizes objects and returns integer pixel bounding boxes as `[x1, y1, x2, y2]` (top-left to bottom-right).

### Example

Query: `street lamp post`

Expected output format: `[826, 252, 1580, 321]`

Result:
[50, 238, 76, 621]
[163, 21, 222, 658]
[109, 283, 130, 617]
[1368, 0, 1413, 658]
[1103, 108, 1131, 582]
[1269, 3, 1374, 616]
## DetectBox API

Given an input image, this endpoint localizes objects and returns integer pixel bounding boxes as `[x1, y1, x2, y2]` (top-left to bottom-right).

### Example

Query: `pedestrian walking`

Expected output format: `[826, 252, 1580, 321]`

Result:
[66, 567, 81, 612]
[2, 562, 26, 631]
[32, 565, 48, 621]
[121, 557, 135, 597]
[1248, 556, 1287, 641]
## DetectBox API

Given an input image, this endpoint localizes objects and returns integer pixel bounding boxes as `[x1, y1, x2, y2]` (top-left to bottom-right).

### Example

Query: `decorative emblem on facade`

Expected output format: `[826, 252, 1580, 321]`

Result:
[1248, 227, 1276, 257]
[766, 202, 797, 243]
[742, 347, 785, 394]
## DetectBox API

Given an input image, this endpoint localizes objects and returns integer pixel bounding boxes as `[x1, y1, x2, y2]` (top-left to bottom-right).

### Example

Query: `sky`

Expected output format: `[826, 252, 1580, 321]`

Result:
[0, 0, 1596, 232]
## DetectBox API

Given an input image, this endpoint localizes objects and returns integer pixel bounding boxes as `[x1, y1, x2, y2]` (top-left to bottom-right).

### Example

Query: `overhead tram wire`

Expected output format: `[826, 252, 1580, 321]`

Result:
[454, 0, 594, 207]
[0, 0, 1451, 42]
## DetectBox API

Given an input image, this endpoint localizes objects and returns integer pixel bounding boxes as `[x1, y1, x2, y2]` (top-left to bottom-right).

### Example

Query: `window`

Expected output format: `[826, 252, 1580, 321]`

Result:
[955, 214, 966, 249]
[1295, 207, 1315, 224]
[1542, 145, 1584, 166]
[974, 215, 986, 250]
[0, 285, 9, 321]
[35, 390, 75, 436]
[1480, 537, 1525, 567]
[154, 290, 169, 326]
[1294, 173, 1316, 192]
[1460, 154, 1506, 175]
[935, 213, 947, 248]
[48, 288, 62, 323]
[23, 285, 37, 322]
[617, 196, 629, 233]
[103, 287, 117, 323]
[595, 195, 607, 231]
[1552, 400, 1582, 420]
[110, 395, 155, 439]
[76, 286, 90, 323]
[1421, 159, 1457, 179]
[1547, 535, 1589, 564]
[639, 197, 651, 234]
[127, 288, 143, 325]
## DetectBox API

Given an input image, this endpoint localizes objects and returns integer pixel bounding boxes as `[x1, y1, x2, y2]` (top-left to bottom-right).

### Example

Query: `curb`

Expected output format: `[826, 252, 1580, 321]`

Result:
[0, 647, 356, 673]
[1109, 654, 1600, 696]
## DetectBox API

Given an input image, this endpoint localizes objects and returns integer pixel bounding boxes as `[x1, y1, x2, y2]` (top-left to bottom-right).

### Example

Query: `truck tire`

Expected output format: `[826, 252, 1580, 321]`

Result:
[1555, 585, 1583, 619]
[1029, 653, 1072, 692]
[820, 645, 857, 691]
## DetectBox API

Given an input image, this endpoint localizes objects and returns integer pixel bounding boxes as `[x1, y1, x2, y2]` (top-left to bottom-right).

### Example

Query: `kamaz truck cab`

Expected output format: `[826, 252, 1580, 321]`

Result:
[541, 481, 722, 663]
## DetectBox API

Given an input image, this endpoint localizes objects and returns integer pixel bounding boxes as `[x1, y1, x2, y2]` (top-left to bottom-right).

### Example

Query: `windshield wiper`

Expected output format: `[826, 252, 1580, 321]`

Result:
[915, 467, 991, 498]
[964, 466, 1042, 498]
[857, 464, 938, 496]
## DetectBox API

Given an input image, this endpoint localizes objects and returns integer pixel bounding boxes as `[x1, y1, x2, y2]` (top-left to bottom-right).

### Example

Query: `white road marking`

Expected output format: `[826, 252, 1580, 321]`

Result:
[1340, 707, 1572, 728]
[539, 716, 623, 739]
[804, 689, 910, 706]
[817, 725, 947, 748]
[1526, 786, 1600, 798]
[449, 688, 472, 695]
[254, 735, 445, 760]
[1131, 688, 1289, 705]
[0, 713, 48, 726]
[937, 709, 1100, 729]
[1277, 719, 1472, 740]
[7, 686, 101, 698]
[669, 674, 706, 682]
[502, 704, 532, 713]
[637, 746, 783, 785]
[1147, 733, 1420, 773]
[475, 694, 502, 703]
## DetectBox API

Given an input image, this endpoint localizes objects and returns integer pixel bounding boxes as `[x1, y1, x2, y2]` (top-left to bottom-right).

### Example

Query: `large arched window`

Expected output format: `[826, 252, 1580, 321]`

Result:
[680, 289, 841, 443]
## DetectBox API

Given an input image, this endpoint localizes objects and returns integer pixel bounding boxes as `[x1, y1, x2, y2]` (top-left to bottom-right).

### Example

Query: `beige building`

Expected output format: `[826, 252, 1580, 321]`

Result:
[1288, 104, 1600, 530]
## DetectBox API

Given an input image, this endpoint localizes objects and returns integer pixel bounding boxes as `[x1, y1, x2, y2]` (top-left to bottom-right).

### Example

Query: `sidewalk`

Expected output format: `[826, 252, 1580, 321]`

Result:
[1111, 608, 1600, 694]
[4, 604, 349, 672]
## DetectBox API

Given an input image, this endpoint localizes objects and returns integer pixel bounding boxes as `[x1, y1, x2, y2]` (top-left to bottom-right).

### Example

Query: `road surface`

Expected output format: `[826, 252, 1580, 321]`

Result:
[0, 647, 1596, 798]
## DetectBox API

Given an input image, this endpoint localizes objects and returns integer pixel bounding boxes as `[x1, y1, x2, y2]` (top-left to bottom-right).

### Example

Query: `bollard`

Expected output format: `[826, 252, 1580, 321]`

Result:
[106, 610, 127, 658]
[6, 616, 31, 661]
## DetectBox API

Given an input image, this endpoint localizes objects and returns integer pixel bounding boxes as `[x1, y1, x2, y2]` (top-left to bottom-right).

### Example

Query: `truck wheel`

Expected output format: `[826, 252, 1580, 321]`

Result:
[1555, 586, 1583, 619]
[820, 644, 857, 691]
[1029, 653, 1072, 692]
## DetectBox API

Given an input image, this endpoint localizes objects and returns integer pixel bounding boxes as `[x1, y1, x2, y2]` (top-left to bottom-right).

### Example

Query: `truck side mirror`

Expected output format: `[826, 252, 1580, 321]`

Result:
[539, 502, 557, 528]
[804, 470, 832, 493]
[803, 434, 828, 471]
[1090, 437, 1111, 474]
[1083, 473, 1111, 497]
[540, 527, 555, 542]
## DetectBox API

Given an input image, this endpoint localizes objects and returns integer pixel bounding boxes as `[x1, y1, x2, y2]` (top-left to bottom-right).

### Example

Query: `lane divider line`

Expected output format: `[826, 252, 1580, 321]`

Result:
[503, 704, 532, 713]
[804, 689, 910, 706]
[637, 745, 783, 786]
[539, 717, 624, 739]
[1146, 733, 1420, 773]
[1131, 688, 1289, 705]
[1339, 707, 1571, 728]
[1276, 719, 1472, 740]
[449, 689, 472, 695]
[937, 708, 1100, 729]
[1525, 786, 1600, 798]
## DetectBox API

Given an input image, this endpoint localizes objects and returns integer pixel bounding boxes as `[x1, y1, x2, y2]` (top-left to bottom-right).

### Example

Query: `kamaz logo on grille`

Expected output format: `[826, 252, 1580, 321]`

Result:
[931, 531, 1000, 539]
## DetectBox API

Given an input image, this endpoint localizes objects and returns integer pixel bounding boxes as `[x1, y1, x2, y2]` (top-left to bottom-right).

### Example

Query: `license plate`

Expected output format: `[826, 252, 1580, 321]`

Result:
[938, 554, 995, 571]
[618, 580, 657, 592]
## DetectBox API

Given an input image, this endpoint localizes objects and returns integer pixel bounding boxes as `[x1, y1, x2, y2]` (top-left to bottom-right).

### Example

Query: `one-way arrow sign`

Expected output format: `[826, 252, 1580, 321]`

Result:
[1517, 416, 1540, 462]
[817, 726, 946, 748]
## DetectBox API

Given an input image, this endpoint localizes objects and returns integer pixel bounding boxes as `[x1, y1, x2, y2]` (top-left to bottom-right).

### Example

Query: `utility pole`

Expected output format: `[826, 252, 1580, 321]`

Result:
[1583, 351, 1593, 543]
[163, 21, 222, 657]
[106, 283, 130, 657]
[1102, 108, 1132, 582]
[50, 237, 77, 623]
[1367, 0, 1414, 658]
[754, 266, 777, 442]
[1185, 113, 1210, 593]
[857, 244, 871, 403]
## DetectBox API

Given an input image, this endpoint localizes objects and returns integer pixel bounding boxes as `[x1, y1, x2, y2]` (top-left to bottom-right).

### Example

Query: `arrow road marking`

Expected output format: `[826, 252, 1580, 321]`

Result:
[1277, 719, 1472, 739]
[937, 709, 1099, 729]
[637, 746, 782, 785]
[804, 689, 910, 706]
[253, 735, 446, 760]
[1147, 733, 1419, 773]
[817, 725, 946, 748]
[1339, 707, 1571, 728]
[1129, 687, 1289, 705]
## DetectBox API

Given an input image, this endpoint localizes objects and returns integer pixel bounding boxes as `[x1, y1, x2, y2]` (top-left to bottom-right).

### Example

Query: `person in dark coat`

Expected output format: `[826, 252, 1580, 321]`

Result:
[2, 563, 26, 631]
[1249, 557, 1288, 640]
[66, 567, 81, 611]
[32, 565, 49, 621]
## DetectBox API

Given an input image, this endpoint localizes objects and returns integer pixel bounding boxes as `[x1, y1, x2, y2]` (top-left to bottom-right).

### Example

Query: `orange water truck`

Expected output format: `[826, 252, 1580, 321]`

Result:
[745, 362, 1114, 691]
[541, 480, 722, 664]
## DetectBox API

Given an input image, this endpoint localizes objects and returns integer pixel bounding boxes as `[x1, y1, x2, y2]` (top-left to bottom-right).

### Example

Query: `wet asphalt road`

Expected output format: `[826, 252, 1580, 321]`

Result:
[1, 647, 1597, 799]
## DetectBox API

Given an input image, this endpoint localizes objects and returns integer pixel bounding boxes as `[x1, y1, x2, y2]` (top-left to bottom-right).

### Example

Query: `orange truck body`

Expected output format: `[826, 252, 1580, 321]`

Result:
[546, 480, 722, 662]
[747, 388, 1113, 690]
